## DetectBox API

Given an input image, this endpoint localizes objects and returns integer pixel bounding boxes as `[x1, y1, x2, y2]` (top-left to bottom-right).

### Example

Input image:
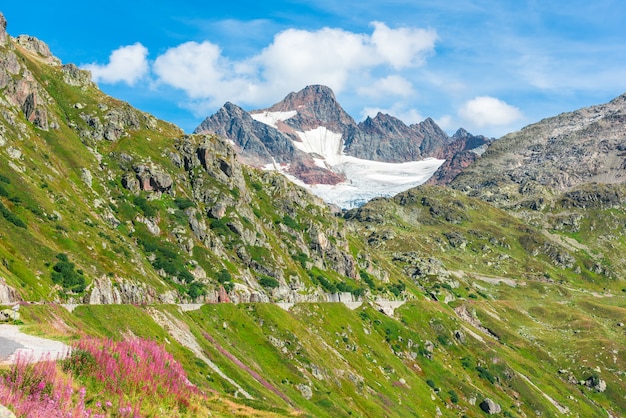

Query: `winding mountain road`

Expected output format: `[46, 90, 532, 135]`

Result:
[0, 325, 69, 365]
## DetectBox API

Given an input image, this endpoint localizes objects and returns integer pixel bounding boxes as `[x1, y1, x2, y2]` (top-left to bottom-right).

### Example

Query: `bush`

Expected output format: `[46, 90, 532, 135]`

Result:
[281, 215, 300, 230]
[133, 195, 157, 218]
[51, 253, 86, 293]
[187, 282, 206, 299]
[476, 366, 496, 384]
[174, 197, 195, 210]
[448, 389, 459, 403]
[0, 202, 27, 229]
[359, 270, 376, 289]
[259, 275, 279, 288]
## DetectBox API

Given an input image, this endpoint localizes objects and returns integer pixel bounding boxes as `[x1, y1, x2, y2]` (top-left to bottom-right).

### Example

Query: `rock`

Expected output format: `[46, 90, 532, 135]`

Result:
[0, 12, 8, 46]
[15, 35, 61, 65]
[584, 375, 607, 392]
[0, 276, 21, 304]
[0, 308, 19, 322]
[121, 173, 140, 192]
[88, 277, 123, 304]
[479, 398, 502, 414]
[81, 168, 93, 187]
[133, 165, 173, 193]
[454, 330, 466, 344]
[62, 64, 93, 87]
[296, 383, 313, 400]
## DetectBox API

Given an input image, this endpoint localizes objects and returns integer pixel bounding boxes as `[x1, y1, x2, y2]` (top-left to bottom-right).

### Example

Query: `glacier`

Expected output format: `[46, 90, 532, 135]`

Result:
[251, 111, 444, 209]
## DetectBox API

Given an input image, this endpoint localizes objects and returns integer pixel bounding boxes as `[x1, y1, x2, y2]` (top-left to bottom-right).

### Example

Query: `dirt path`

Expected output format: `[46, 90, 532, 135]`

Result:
[0, 325, 69, 365]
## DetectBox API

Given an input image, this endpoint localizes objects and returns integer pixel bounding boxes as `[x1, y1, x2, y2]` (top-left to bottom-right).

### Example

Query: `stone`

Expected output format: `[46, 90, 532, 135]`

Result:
[479, 398, 502, 414]
[62, 64, 93, 87]
[296, 383, 313, 400]
[0, 308, 19, 322]
[0, 277, 21, 304]
[81, 168, 93, 187]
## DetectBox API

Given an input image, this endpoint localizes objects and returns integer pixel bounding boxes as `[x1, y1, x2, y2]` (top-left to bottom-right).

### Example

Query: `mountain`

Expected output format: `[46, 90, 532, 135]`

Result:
[195, 85, 491, 208]
[450, 93, 626, 207]
[0, 12, 625, 417]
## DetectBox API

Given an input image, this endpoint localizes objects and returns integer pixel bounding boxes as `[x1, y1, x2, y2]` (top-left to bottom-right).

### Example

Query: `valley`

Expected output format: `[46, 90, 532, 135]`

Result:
[0, 11, 624, 417]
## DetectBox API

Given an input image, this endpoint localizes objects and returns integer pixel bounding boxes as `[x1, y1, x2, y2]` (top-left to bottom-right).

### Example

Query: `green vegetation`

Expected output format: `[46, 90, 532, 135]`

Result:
[0, 29, 624, 418]
[50, 253, 86, 293]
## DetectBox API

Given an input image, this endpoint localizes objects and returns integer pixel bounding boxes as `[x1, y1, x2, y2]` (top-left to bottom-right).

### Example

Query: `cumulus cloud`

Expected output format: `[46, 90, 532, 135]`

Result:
[458, 96, 523, 127]
[357, 75, 415, 98]
[82, 43, 148, 85]
[148, 22, 437, 109]
[370, 22, 437, 69]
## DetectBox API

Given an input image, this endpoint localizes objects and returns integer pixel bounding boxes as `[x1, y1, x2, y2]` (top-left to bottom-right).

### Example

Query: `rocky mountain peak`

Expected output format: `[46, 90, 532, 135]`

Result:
[260, 84, 356, 132]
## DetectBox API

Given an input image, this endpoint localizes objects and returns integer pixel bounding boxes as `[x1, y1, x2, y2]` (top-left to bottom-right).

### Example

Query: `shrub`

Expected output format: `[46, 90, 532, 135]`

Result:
[133, 195, 157, 218]
[359, 270, 376, 289]
[51, 253, 86, 293]
[0, 202, 27, 229]
[448, 389, 459, 403]
[281, 215, 300, 230]
[259, 275, 279, 288]
[174, 197, 195, 210]
[476, 366, 496, 384]
[187, 282, 206, 299]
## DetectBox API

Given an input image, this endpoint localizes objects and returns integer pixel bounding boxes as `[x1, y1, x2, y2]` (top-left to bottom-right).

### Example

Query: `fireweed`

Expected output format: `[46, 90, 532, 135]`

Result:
[0, 338, 202, 417]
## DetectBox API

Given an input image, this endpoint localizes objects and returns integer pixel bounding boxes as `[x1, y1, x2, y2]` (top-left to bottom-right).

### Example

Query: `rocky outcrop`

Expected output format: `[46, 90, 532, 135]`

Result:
[452, 93, 626, 205]
[0, 13, 9, 47]
[62, 64, 94, 88]
[427, 128, 492, 185]
[15, 35, 61, 65]
[86, 276, 174, 305]
[0, 277, 21, 304]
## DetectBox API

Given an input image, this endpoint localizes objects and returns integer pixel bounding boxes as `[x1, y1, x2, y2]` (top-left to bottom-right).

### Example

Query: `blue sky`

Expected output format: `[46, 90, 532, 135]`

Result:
[3, 1, 626, 137]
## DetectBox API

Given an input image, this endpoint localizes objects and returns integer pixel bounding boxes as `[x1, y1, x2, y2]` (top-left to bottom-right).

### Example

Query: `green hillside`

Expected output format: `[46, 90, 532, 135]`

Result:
[0, 17, 624, 417]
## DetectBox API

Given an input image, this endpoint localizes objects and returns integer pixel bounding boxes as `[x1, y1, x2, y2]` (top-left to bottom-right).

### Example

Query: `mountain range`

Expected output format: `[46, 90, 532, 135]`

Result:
[0, 12, 625, 417]
[195, 85, 491, 208]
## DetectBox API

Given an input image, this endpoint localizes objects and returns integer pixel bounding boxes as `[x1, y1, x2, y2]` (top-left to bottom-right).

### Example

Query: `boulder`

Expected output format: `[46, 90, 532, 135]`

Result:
[0, 308, 19, 322]
[479, 398, 501, 414]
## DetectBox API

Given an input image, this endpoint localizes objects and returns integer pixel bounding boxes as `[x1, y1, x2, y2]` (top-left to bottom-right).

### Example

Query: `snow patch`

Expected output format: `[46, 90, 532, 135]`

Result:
[250, 110, 297, 129]
[293, 127, 344, 166]
[255, 115, 445, 209]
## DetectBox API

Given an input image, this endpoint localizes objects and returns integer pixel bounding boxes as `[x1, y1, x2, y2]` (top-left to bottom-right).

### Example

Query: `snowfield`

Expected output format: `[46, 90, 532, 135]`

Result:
[253, 111, 445, 209]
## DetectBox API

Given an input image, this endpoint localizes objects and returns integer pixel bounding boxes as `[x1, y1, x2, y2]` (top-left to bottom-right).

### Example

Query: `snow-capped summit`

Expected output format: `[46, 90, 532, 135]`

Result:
[195, 85, 491, 208]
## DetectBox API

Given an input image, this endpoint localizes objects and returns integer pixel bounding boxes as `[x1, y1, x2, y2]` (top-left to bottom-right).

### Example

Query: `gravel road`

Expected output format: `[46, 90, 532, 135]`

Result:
[0, 325, 69, 365]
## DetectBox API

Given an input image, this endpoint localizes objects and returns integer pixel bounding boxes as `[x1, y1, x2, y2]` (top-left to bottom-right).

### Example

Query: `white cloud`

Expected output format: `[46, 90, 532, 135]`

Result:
[149, 22, 437, 109]
[435, 115, 454, 131]
[370, 22, 437, 69]
[82, 43, 148, 86]
[458, 96, 523, 127]
[357, 75, 415, 98]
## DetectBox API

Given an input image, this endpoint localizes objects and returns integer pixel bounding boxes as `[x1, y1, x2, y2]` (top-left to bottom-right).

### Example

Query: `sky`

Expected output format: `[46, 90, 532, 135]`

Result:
[3, 1, 626, 138]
